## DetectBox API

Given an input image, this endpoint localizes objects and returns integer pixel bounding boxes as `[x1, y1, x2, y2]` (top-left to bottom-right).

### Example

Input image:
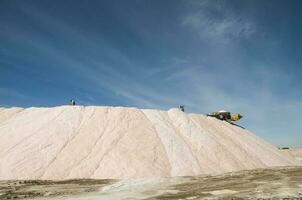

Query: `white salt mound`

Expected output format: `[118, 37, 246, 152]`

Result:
[0, 106, 300, 180]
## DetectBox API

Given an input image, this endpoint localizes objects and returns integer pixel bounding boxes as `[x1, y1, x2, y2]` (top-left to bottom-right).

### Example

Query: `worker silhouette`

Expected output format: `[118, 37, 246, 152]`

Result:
[70, 99, 76, 106]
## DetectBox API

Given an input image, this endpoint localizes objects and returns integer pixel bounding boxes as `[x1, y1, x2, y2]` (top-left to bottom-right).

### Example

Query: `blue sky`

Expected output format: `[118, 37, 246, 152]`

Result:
[0, 0, 301, 147]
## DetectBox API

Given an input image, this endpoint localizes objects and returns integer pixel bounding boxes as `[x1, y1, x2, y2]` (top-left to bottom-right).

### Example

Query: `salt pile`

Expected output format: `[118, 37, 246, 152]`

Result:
[0, 106, 300, 180]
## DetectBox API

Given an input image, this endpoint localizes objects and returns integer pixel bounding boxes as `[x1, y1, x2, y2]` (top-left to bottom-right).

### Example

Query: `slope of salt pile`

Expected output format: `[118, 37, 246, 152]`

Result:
[0, 106, 300, 180]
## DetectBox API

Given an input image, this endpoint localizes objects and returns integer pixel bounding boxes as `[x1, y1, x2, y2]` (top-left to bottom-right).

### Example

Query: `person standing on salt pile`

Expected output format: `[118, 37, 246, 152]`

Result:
[70, 99, 75, 106]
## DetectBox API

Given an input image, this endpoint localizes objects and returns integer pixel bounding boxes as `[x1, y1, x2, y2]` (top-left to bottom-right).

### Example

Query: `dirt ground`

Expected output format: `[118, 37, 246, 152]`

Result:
[0, 166, 302, 200]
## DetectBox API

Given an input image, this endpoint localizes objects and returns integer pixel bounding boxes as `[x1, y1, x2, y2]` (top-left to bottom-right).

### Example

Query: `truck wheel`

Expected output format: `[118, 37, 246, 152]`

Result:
[219, 114, 224, 120]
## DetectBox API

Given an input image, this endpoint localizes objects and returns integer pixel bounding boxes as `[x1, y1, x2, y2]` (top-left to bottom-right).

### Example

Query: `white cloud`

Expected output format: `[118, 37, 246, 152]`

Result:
[182, 0, 255, 43]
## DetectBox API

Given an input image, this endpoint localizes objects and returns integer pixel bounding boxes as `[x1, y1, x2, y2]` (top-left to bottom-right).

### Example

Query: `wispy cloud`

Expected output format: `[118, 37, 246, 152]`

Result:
[0, 88, 36, 107]
[5, 4, 186, 109]
[0, 88, 29, 100]
[182, 0, 255, 43]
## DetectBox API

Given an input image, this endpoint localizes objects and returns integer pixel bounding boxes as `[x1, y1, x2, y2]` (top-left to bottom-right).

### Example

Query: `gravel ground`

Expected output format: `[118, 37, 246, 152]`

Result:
[0, 166, 302, 200]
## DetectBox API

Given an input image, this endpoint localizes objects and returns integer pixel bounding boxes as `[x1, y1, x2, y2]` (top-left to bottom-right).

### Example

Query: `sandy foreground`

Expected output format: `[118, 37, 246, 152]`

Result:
[0, 166, 301, 199]
[0, 106, 301, 180]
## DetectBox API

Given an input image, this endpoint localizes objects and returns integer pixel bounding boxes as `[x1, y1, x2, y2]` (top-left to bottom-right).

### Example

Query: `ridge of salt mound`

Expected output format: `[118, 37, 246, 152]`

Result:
[0, 106, 300, 180]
